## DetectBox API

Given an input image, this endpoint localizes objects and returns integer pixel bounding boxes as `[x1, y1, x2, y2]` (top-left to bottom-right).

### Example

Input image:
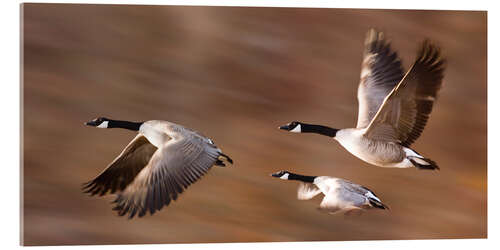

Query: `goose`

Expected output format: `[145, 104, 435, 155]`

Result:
[271, 170, 388, 215]
[82, 117, 233, 218]
[279, 29, 445, 170]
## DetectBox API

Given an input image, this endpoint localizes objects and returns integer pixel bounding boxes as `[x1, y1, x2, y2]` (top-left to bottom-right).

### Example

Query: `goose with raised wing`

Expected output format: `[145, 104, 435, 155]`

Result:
[279, 29, 446, 170]
[271, 170, 388, 214]
[82, 117, 233, 218]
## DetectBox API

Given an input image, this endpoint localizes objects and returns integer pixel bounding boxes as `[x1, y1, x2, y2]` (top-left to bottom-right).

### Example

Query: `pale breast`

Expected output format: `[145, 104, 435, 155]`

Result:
[314, 177, 340, 195]
[335, 129, 405, 167]
[139, 121, 172, 147]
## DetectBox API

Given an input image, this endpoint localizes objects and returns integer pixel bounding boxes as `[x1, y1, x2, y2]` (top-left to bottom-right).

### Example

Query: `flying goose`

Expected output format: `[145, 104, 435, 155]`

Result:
[271, 170, 388, 214]
[82, 117, 233, 218]
[279, 29, 445, 170]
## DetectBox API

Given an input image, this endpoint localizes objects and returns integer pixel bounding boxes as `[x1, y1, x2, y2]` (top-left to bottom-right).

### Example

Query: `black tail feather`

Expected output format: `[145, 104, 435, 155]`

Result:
[409, 157, 440, 170]
[368, 198, 390, 210]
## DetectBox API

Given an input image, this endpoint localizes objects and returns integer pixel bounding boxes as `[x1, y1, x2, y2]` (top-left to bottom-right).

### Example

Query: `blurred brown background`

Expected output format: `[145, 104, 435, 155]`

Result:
[21, 4, 487, 246]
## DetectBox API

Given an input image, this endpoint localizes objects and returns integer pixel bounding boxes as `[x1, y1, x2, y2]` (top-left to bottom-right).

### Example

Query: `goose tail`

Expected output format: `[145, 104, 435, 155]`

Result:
[408, 157, 440, 170]
[368, 198, 390, 210]
[404, 148, 439, 170]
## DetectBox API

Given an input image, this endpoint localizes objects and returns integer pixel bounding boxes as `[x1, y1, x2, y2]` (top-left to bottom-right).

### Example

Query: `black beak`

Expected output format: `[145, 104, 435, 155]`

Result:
[85, 120, 98, 126]
[271, 172, 281, 177]
[279, 125, 290, 130]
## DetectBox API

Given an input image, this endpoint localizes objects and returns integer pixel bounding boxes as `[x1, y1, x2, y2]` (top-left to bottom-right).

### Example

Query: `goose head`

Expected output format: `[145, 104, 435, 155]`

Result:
[85, 117, 111, 128]
[279, 121, 302, 133]
[271, 170, 291, 180]
[279, 121, 338, 138]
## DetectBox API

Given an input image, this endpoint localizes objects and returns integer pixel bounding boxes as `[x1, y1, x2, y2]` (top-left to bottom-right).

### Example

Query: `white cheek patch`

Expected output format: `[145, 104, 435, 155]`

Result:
[280, 173, 289, 180]
[290, 124, 301, 133]
[97, 121, 109, 128]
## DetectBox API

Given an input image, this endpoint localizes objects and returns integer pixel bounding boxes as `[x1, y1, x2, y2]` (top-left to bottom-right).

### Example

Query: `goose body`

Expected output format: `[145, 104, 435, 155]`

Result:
[82, 117, 233, 218]
[280, 29, 445, 170]
[271, 170, 388, 214]
[335, 128, 412, 168]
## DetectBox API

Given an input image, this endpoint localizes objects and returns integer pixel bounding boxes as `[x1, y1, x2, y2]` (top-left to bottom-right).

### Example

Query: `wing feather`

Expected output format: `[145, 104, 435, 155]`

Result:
[363, 40, 445, 144]
[111, 135, 222, 218]
[82, 135, 157, 196]
[297, 182, 322, 200]
[356, 29, 405, 128]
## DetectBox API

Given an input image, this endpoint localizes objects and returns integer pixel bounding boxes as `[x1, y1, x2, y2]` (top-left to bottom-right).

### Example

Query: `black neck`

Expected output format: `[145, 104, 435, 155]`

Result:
[108, 119, 143, 131]
[301, 123, 338, 137]
[288, 173, 317, 183]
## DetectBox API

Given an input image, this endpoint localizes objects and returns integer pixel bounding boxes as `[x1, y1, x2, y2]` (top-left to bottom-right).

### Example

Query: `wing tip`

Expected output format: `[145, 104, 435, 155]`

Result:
[81, 180, 99, 196]
[364, 28, 388, 50]
[417, 39, 446, 67]
[365, 28, 383, 42]
[219, 153, 233, 165]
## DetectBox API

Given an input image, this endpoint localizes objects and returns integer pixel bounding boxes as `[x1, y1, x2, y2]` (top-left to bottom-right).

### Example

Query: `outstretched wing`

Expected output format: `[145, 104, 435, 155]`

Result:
[363, 40, 446, 145]
[297, 182, 322, 200]
[356, 29, 405, 128]
[82, 134, 157, 196]
[111, 135, 222, 218]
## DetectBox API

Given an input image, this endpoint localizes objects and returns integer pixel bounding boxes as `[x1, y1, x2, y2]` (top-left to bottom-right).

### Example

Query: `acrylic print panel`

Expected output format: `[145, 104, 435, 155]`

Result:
[21, 3, 486, 246]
